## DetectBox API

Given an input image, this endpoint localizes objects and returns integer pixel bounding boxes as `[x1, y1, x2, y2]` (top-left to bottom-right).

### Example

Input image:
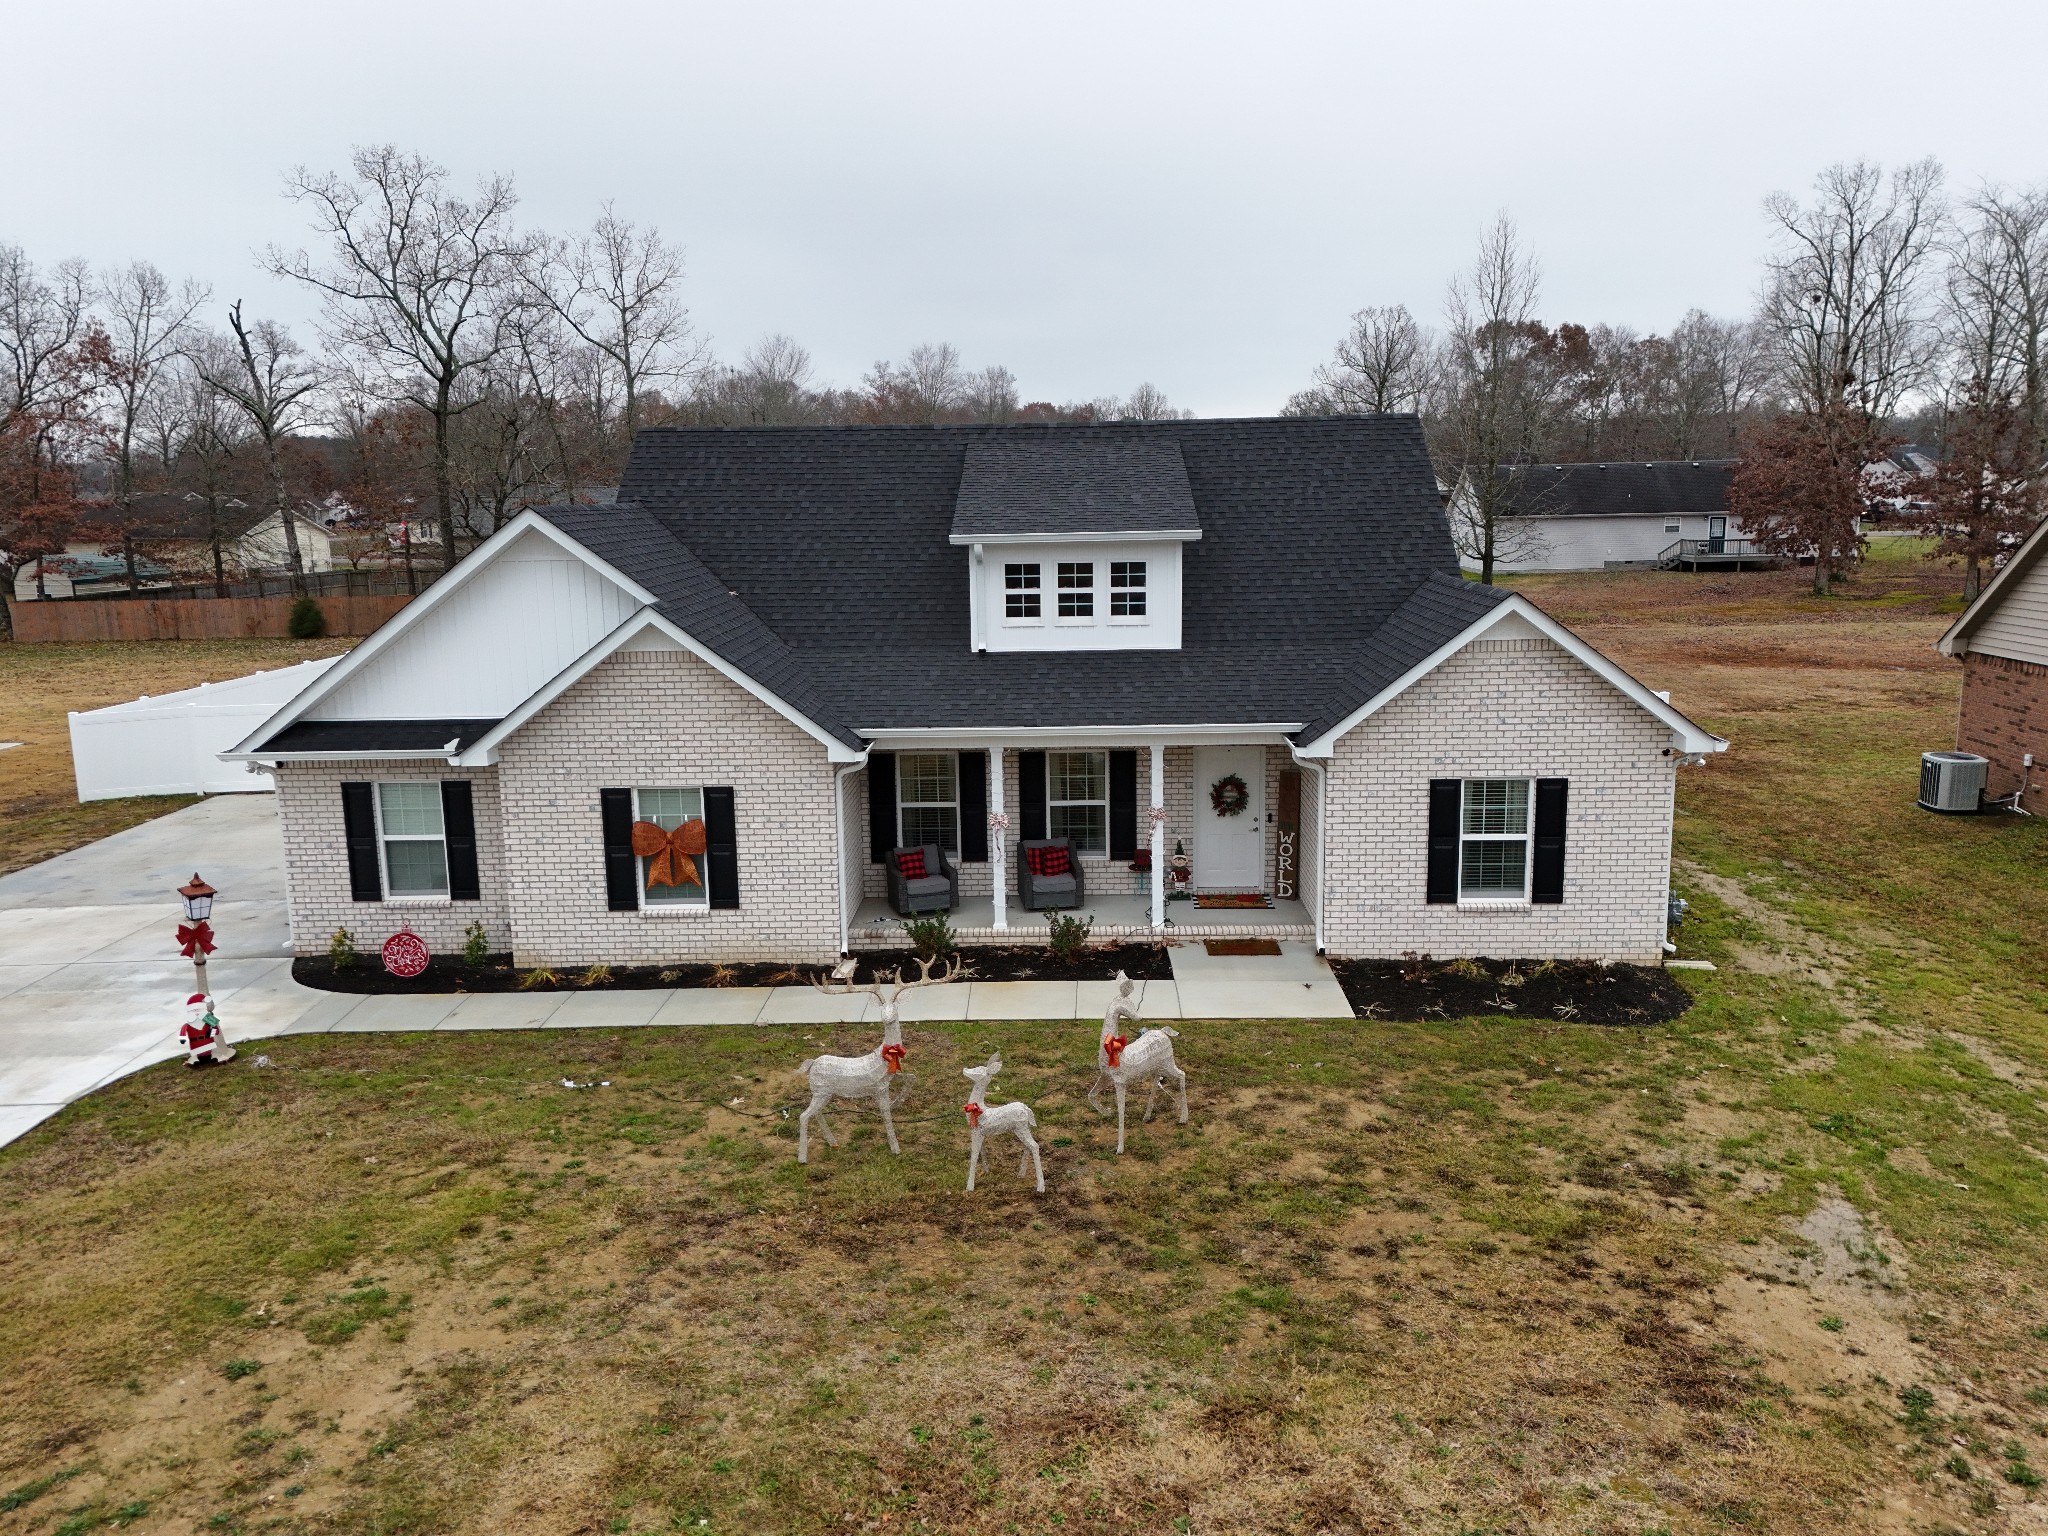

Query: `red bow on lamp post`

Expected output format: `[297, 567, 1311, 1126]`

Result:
[880, 1043, 907, 1074]
[1104, 1034, 1129, 1068]
[176, 921, 216, 958]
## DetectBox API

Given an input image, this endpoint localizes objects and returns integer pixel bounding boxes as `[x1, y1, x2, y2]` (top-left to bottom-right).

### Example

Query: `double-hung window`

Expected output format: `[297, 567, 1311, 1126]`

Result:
[1004, 563, 1041, 619]
[377, 782, 449, 897]
[1109, 560, 1146, 617]
[1056, 561, 1094, 618]
[1047, 749, 1107, 854]
[897, 752, 959, 852]
[1459, 778, 1531, 899]
[636, 786, 707, 907]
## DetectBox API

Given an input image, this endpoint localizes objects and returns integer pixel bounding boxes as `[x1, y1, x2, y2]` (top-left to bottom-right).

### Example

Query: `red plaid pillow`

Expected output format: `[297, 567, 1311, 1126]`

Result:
[1027, 844, 1070, 877]
[896, 849, 926, 880]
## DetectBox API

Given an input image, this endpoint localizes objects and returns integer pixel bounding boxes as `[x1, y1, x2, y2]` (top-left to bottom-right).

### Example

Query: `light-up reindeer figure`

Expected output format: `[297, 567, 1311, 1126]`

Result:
[1087, 971, 1188, 1153]
[796, 954, 969, 1163]
[960, 1051, 1044, 1194]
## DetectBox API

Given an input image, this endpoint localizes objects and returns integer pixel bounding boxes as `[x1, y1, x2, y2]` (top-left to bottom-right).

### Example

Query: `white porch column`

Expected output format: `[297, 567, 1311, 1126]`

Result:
[988, 747, 1008, 931]
[1149, 742, 1165, 930]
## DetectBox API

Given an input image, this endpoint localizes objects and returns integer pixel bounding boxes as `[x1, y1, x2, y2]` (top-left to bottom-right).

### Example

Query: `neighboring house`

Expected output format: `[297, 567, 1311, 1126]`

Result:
[12, 553, 173, 600]
[1456, 460, 1748, 573]
[38, 495, 337, 589]
[1936, 513, 2048, 805]
[226, 417, 1726, 969]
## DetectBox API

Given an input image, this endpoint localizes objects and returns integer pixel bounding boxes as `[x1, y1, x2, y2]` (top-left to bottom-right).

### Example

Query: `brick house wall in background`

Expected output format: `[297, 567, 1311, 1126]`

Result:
[1957, 652, 2048, 802]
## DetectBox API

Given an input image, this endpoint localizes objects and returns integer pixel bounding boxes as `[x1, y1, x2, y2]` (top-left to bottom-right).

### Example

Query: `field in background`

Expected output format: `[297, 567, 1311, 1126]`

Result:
[0, 638, 351, 878]
[6, 545, 2048, 1534]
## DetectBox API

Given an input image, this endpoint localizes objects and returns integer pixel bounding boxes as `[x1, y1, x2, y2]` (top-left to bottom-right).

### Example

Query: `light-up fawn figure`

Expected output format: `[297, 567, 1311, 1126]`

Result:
[1087, 971, 1188, 1153]
[796, 954, 969, 1163]
[961, 1051, 1044, 1194]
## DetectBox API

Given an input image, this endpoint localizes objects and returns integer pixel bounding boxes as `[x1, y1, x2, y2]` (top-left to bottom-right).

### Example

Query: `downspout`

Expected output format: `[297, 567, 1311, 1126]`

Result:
[1287, 742, 1327, 955]
[834, 751, 872, 955]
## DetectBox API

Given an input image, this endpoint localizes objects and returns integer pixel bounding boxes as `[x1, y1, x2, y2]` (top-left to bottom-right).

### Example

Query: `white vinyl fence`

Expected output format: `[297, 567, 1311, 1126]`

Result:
[69, 657, 340, 801]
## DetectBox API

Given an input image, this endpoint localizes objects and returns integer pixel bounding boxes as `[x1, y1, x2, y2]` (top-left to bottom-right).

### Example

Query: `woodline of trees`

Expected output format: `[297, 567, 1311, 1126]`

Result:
[1289, 159, 2048, 591]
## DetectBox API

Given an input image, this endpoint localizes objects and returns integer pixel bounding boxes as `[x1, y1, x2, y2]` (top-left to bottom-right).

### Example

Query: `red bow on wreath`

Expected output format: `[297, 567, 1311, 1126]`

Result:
[177, 921, 216, 958]
[880, 1043, 907, 1074]
[962, 1102, 983, 1126]
[631, 818, 707, 889]
[1103, 1034, 1129, 1068]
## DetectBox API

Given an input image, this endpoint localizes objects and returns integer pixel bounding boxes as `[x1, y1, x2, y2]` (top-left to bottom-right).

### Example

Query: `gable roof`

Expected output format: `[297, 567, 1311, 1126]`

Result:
[948, 437, 1201, 541]
[1937, 511, 2048, 657]
[1507, 460, 1734, 519]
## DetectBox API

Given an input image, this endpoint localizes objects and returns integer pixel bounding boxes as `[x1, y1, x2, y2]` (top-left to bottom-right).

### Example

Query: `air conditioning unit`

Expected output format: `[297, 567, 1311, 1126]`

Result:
[1919, 751, 1989, 814]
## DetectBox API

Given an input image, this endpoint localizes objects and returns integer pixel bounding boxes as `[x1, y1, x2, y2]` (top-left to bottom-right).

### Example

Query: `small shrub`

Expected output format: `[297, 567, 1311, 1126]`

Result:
[903, 909, 957, 962]
[1899, 1384, 1936, 1425]
[705, 964, 737, 988]
[462, 920, 490, 967]
[329, 927, 357, 971]
[519, 967, 560, 991]
[579, 964, 613, 987]
[1046, 909, 1093, 966]
[1442, 956, 1488, 982]
[286, 596, 327, 639]
[220, 1357, 262, 1380]
[1818, 1314, 1844, 1333]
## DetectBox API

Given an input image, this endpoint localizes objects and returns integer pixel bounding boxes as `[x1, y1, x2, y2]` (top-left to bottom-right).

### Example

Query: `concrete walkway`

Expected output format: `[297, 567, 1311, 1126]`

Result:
[0, 797, 1351, 1151]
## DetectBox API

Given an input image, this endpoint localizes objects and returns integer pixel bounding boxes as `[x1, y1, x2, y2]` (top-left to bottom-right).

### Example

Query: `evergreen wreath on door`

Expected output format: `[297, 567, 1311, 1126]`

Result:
[1208, 773, 1251, 817]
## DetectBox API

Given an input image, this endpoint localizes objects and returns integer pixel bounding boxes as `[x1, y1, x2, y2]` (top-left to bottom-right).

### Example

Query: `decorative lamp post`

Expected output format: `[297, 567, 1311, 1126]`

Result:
[175, 874, 233, 1066]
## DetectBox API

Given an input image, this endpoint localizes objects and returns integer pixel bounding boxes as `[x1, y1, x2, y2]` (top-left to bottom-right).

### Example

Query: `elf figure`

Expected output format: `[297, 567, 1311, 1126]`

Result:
[180, 993, 234, 1067]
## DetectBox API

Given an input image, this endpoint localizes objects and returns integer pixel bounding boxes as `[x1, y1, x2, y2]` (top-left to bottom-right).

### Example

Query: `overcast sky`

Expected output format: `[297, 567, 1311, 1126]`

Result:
[8, 0, 2047, 416]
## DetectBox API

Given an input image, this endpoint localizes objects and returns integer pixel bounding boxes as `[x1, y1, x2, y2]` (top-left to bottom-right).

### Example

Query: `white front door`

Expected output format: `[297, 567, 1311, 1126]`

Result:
[1193, 746, 1266, 889]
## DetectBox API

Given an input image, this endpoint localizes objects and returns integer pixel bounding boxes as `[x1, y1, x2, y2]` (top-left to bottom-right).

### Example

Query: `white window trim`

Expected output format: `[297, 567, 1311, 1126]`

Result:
[634, 785, 710, 915]
[896, 750, 960, 854]
[1108, 560, 1149, 625]
[1002, 562, 1044, 626]
[1457, 777, 1534, 906]
[375, 781, 451, 903]
[1046, 748, 1110, 856]
[1054, 560, 1097, 625]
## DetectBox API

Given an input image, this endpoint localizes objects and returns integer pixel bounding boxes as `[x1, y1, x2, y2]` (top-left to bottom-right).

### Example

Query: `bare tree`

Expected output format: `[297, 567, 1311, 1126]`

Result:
[164, 341, 251, 596]
[196, 303, 323, 594]
[0, 247, 102, 505]
[270, 146, 520, 568]
[1944, 183, 2048, 464]
[684, 334, 838, 426]
[1111, 382, 1189, 421]
[1665, 310, 1770, 457]
[100, 262, 208, 587]
[967, 364, 1019, 423]
[861, 342, 969, 422]
[1315, 305, 1430, 414]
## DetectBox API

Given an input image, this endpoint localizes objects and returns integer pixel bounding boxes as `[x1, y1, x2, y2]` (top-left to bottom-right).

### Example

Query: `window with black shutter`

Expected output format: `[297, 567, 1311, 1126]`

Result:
[1425, 779, 1460, 904]
[441, 780, 480, 901]
[1532, 778, 1568, 904]
[600, 788, 637, 911]
[341, 781, 383, 903]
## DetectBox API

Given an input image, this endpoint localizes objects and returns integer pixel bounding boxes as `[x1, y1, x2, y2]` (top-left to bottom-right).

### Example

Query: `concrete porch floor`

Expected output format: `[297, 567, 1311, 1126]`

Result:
[850, 893, 1315, 946]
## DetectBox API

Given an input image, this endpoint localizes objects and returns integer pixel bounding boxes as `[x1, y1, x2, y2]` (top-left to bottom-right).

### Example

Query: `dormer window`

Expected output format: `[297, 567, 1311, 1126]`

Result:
[1110, 561, 1146, 617]
[1004, 563, 1041, 619]
[1057, 562, 1094, 618]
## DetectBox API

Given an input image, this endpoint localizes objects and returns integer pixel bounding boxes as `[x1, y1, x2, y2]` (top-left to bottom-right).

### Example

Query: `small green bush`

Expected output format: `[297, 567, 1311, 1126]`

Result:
[287, 596, 327, 639]
[902, 909, 957, 962]
[220, 1358, 262, 1381]
[1046, 909, 1093, 966]
[329, 927, 357, 970]
[462, 920, 490, 967]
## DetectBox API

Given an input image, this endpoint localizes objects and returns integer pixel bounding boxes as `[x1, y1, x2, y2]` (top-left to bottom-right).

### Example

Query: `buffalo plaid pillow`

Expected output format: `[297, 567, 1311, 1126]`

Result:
[895, 849, 927, 880]
[1027, 844, 1070, 877]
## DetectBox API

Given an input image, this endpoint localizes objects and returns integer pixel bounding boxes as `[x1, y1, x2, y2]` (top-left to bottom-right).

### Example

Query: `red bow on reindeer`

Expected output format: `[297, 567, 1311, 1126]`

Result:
[1103, 1034, 1129, 1068]
[176, 921, 216, 958]
[631, 818, 707, 889]
[962, 1102, 983, 1126]
[880, 1043, 907, 1074]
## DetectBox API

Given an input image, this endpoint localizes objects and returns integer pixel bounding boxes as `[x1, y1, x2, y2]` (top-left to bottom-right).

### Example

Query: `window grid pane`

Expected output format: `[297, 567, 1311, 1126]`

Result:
[636, 786, 705, 904]
[1049, 804, 1106, 854]
[1462, 779, 1528, 836]
[1460, 840, 1526, 895]
[385, 838, 449, 895]
[1004, 563, 1041, 619]
[900, 805, 959, 851]
[1057, 562, 1094, 618]
[378, 782, 443, 837]
[1048, 750, 1106, 803]
[898, 753, 956, 804]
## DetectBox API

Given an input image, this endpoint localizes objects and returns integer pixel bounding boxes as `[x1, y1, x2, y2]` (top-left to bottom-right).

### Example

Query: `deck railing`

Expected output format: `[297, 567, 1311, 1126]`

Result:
[1658, 537, 1772, 565]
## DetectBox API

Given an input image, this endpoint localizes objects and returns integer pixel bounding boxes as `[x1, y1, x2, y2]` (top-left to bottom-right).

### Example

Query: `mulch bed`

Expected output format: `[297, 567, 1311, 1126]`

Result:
[292, 942, 1173, 995]
[1327, 955, 1693, 1025]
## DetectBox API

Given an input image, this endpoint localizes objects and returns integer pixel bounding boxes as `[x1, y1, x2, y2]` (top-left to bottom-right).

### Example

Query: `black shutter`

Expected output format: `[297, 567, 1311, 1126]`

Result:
[600, 787, 637, 912]
[441, 780, 480, 901]
[1018, 751, 1047, 841]
[1108, 749, 1138, 860]
[958, 750, 988, 862]
[341, 781, 382, 903]
[1532, 778, 1568, 904]
[1426, 778, 1460, 905]
[704, 786, 739, 909]
[867, 752, 896, 863]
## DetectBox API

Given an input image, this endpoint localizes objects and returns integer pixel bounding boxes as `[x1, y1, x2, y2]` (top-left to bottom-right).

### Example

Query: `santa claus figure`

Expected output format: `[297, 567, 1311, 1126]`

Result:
[180, 993, 234, 1067]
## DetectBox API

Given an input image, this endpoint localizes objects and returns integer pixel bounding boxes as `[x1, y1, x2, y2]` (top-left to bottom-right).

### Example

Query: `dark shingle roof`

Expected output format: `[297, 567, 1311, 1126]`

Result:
[259, 719, 500, 755]
[530, 417, 1500, 743]
[1509, 460, 1733, 519]
[950, 437, 1200, 540]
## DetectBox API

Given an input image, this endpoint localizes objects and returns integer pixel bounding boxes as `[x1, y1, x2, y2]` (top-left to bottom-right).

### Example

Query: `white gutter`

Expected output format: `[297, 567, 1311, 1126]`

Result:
[1288, 741, 1328, 955]
[833, 751, 872, 955]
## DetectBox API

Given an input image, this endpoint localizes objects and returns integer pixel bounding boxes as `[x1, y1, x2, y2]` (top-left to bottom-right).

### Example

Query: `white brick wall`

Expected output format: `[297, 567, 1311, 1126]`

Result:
[274, 762, 510, 958]
[1318, 637, 1676, 962]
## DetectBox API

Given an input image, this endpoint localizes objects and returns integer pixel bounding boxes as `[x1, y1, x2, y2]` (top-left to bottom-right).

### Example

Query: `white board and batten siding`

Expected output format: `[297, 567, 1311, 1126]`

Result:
[71, 657, 341, 800]
[1967, 557, 2048, 666]
[309, 529, 642, 721]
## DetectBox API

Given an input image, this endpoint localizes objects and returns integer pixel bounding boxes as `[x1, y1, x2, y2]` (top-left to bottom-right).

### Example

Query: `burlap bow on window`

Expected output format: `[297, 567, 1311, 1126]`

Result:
[631, 818, 707, 889]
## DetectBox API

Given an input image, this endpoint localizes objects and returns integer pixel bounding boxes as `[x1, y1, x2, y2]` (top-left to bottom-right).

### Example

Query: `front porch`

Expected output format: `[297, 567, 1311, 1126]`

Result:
[850, 892, 1314, 948]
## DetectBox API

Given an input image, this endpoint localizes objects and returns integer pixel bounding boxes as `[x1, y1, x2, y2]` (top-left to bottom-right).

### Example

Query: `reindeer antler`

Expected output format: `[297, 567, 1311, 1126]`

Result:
[878, 951, 973, 1002]
[811, 957, 884, 998]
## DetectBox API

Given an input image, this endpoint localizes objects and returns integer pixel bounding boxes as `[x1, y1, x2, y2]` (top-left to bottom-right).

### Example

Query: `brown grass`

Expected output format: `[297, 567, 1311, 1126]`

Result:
[0, 638, 349, 876]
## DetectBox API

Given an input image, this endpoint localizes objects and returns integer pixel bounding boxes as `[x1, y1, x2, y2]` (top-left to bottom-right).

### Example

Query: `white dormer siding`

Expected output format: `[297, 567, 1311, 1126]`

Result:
[966, 539, 1184, 652]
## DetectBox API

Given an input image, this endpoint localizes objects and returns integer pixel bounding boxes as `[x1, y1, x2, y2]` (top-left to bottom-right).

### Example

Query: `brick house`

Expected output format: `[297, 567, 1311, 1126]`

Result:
[226, 417, 1726, 967]
[1937, 513, 2048, 806]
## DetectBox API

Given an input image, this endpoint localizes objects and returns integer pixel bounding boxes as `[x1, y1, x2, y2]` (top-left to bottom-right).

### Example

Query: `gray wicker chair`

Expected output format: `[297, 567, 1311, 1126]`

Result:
[1018, 838, 1086, 911]
[886, 843, 958, 916]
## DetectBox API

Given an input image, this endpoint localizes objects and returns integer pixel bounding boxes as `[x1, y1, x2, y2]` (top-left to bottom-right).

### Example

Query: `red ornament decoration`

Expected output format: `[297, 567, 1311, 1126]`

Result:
[176, 920, 216, 958]
[1103, 1034, 1129, 1068]
[381, 928, 430, 978]
[880, 1042, 907, 1074]
[631, 818, 706, 889]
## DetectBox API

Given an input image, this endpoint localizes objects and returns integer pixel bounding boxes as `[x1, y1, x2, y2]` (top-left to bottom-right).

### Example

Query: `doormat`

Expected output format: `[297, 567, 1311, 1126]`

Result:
[1194, 892, 1272, 909]
[1204, 938, 1282, 957]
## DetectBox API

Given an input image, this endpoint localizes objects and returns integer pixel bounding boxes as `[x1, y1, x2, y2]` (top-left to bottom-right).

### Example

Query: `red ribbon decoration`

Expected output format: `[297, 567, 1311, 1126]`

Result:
[177, 921, 216, 958]
[631, 818, 707, 890]
[880, 1043, 906, 1074]
[963, 1102, 983, 1126]
[1104, 1034, 1129, 1068]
